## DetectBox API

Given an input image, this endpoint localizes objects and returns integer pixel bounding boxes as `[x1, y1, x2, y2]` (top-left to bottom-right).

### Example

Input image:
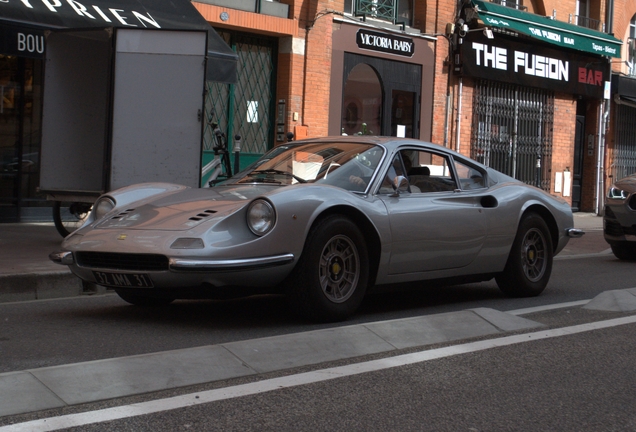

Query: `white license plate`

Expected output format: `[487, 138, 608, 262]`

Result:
[92, 271, 154, 288]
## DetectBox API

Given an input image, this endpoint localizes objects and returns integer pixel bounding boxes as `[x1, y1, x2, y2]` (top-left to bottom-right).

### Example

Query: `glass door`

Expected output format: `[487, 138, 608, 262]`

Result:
[343, 53, 421, 138]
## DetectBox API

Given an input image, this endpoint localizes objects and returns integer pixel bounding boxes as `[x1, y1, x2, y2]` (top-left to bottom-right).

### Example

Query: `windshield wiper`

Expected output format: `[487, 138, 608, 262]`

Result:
[252, 169, 307, 183]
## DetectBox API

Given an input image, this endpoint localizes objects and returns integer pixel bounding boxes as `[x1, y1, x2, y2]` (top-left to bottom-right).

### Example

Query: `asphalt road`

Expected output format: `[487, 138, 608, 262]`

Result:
[0, 252, 633, 373]
[62, 311, 636, 432]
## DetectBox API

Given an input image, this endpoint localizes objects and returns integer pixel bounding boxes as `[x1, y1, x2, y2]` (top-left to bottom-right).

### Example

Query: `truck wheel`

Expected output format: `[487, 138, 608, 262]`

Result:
[53, 201, 92, 237]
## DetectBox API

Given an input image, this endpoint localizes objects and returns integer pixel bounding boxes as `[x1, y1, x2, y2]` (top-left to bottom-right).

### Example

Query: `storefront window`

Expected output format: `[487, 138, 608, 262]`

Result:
[342, 63, 382, 136]
[0, 55, 43, 221]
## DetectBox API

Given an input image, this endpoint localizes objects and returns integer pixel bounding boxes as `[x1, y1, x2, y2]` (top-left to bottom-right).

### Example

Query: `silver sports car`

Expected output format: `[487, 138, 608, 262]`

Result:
[51, 137, 583, 322]
[604, 172, 636, 260]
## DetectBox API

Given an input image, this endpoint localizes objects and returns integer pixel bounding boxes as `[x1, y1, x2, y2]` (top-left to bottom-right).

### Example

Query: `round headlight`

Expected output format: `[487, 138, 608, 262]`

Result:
[247, 199, 275, 236]
[93, 197, 115, 220]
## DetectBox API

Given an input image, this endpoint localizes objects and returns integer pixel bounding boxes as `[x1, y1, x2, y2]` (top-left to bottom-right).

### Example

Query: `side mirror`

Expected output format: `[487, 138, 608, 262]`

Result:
[390, 175, 409, 197]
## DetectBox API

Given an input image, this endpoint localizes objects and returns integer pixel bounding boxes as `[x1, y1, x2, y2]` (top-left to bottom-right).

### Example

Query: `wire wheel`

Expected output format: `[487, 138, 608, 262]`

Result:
[285, 214, 369, 322]
[319, 235, 360, 304]
[521, 227, 548, 282]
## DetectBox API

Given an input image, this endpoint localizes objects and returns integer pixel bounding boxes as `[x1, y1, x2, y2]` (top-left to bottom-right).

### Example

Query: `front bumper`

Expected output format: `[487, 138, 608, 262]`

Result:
[50, 250, 296, 289]
[604, 204, 636, 243]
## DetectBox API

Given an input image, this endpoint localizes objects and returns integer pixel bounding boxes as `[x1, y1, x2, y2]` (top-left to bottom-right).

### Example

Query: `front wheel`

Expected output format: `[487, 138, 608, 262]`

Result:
[610, 242, 636, 261]
[53, 201, 92, 237]
[286, 215, 369, 322]
[496, 213, 553, 297]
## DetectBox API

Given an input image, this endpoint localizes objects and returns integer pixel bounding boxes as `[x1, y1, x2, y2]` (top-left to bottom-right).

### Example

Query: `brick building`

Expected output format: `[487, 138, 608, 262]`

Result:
[0, 0, 632, 222]
[194, 0, 626, 213]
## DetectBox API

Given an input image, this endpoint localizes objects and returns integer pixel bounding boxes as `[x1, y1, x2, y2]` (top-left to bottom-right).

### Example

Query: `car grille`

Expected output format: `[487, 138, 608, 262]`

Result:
[75, 252, 169, 271]
[604, 220, 624, 237]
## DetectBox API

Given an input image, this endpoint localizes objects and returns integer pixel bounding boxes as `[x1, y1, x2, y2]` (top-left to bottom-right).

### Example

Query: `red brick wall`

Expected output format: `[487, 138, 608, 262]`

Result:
[551, 94, 577, 205]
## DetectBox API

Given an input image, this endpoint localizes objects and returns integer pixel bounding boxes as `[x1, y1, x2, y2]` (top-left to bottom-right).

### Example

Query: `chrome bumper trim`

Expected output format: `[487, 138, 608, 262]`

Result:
[566, 228, 585, 238]
[169, 253, 295, 272]
[49, 251, 74, 265]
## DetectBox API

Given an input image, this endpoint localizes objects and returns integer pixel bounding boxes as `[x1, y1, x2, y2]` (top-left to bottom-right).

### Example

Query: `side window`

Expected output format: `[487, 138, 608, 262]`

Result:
[379, 153, 406, 194]
[403, 150, 456, 193]
[454, 159, 487, 190]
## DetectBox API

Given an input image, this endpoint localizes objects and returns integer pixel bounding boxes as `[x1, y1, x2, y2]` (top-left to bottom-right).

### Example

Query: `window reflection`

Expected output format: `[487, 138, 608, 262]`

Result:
[342, 63, 382, 136]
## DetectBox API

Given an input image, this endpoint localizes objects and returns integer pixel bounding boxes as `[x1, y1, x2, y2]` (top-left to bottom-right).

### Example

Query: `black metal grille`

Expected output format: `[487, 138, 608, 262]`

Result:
[471, 81, 553, 191]
[611, 104, 636, 183]
[204, 30, 277, 165]
[75, 252, 169, 271]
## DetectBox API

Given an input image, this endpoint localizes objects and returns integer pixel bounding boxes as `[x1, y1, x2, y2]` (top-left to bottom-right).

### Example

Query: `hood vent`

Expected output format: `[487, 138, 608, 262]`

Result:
[111, 209, 136, 220]
[189, 209, 217, 222]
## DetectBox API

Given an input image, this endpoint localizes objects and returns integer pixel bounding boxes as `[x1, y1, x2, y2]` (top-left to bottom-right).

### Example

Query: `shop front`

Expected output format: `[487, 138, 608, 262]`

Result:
[0, 0, 237, 224]
[455, 0, 621, 211]
[329, 23, 435, 140]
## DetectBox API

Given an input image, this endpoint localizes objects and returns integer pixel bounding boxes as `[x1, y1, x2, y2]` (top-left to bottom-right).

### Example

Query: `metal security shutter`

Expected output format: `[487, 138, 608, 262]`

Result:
[204, 30, 277, 170]
[611, 104, 636, 181]
[471, 80, 554, 191]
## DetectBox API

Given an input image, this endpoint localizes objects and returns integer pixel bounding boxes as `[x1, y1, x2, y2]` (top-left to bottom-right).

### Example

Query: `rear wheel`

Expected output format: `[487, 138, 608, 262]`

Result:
[610, 242, 636, 261]
[115, 289, 175, 306]
[496, 213, 553, 297]
[286, 215, 369, 322]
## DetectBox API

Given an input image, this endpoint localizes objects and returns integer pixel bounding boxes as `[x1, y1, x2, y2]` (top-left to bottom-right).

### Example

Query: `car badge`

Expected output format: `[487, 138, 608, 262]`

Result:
[117, 234, 127, 240]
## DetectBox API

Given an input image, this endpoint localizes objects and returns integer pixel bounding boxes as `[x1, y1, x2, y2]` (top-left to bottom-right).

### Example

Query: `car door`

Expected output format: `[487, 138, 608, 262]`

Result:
[377, 149, 490, 274]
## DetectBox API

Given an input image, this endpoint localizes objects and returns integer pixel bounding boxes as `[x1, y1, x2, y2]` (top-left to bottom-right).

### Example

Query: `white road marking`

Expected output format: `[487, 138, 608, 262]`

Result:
[506, 300, 590, 315]
[3, 314, 636, 432]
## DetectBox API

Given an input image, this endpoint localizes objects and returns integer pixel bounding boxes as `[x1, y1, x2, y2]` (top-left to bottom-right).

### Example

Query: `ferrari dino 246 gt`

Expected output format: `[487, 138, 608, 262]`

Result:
[51, 137, 583, 321]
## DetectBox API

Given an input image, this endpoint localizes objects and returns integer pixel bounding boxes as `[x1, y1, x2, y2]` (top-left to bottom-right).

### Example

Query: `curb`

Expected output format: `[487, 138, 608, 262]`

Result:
[0, 272, 84, 303]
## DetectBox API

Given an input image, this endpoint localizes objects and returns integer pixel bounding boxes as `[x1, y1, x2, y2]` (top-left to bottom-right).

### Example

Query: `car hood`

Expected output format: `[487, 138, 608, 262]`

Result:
[95, 185, 279, 231]
[615, 174, 636, 192]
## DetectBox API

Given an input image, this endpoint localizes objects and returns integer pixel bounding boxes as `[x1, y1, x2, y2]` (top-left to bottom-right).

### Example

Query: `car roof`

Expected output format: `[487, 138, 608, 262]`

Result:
[291, 136, 479, 165]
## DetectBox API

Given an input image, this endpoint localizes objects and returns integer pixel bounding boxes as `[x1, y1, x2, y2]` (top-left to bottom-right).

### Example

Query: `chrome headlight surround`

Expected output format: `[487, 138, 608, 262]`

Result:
[93, 196, 116, 220]
[246, 199, 276, 236]
[607, 186, 629, 200]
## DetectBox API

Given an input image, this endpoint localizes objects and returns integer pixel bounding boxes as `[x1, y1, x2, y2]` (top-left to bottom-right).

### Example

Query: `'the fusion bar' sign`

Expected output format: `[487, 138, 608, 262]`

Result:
[356, 29, 414, 57]
[460, 33, 608, 98]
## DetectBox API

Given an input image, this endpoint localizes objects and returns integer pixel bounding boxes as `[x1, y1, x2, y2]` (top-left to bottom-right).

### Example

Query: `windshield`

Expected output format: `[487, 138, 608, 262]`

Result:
[230, 142, 384, 192]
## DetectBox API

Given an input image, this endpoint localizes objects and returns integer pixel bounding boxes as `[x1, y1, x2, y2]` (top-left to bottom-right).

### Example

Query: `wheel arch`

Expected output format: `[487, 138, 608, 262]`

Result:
[308, 205, 382, 286]
[521, 204, 559, 252]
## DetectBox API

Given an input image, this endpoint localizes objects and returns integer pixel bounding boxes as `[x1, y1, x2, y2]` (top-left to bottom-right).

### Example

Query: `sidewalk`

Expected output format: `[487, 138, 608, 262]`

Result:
[0, 213, 610, 303]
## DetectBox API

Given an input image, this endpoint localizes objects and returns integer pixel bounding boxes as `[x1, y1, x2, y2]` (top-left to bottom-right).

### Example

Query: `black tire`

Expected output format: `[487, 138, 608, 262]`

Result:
[53, 201, 92, 237]
[115, 289, 175, 306]
[286, 215, 369, 322]
[610, 242, 636, 261]
[496, 213, 553, 297]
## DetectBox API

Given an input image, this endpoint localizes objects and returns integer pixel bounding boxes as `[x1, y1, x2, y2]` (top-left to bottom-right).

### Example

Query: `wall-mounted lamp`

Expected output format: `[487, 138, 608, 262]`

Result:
[458, 25, 494, 39]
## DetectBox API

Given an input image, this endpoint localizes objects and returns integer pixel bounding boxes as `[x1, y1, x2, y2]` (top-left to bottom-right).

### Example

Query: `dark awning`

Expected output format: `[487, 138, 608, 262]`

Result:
[0, 0, 237, 83]
[612, 73, 636, 97]
[472, 0, 622, 58]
